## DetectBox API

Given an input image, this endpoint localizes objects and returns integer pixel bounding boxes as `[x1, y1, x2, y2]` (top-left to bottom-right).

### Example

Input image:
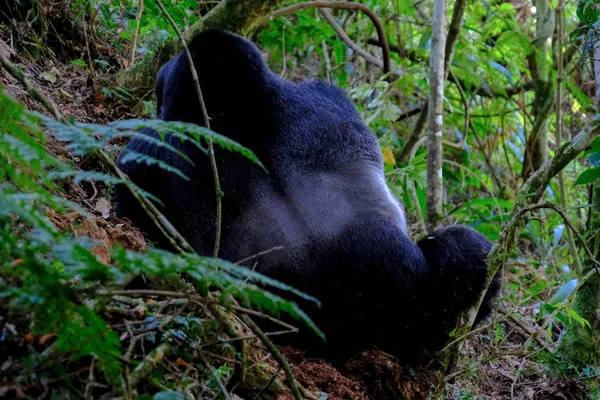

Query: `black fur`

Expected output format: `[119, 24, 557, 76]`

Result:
[115, 29, 501, 365]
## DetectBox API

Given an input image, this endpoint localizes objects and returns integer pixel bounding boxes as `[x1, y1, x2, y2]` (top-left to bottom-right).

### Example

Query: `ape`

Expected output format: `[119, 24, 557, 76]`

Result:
[115, 29, 501, 365]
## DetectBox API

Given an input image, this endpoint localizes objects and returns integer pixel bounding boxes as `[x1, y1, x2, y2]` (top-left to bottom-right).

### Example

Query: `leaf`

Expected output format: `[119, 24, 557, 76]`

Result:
[552, 224, 565, 247]
[575, 167, 600, 185]
[549, 279, 578, 305]
[94, 198, 112, 219]
[40, 72, 57, 84]
[382, 102, 401, 121]
[587, 152, 600, 167]
[464, 198, 514, 209]
[69, 59, 87, 67]
[568, 308, 591, 328]
[565, 79, 592, 111]
[382, 147, 396, 166]
[394, 0, 416, 17]
[489, 61, 514, 84]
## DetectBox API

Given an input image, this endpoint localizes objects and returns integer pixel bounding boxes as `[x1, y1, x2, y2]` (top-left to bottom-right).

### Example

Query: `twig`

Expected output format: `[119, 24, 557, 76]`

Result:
[128, 0, 144, 66]
[235, 246, 284, 265]
[395, 0, 468, 164]
[511, 202, 600, 277]
[237, 311, 308, 400]
[155, 0, 223, 259]
[510, 358, 527, 399]
[271, 1, 391, 75]
[497, 304, 547, 348]
[82, 16, 95, 77]
[442, 158, 502, 214]
[555, 0, 582, 274]
[198, 351, 232, 400]
[449, 70, 469, 150]
[318, 8, 388, 74]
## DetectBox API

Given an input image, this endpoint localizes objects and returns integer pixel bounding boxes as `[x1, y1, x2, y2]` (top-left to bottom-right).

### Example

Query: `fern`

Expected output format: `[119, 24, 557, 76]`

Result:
[0, 85, 319, 396]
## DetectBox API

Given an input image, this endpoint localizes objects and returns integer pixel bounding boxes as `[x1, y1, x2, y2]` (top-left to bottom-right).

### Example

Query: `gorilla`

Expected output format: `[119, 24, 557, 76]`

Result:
[115, 29, 501, 366]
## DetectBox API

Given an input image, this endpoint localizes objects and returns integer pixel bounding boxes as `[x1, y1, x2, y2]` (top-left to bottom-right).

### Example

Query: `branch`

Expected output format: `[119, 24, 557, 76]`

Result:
[395, 0, 467, 163]
[155, 0, 223, 258]
[270, 1, 391, 75]
[474, 115, 600, 327]
[319, 8, 387, 74]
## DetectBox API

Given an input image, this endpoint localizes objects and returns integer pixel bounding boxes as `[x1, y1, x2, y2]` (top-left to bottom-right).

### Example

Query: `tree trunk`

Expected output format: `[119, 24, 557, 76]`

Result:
[425, 0, 448, 231]
[396, 0, 467, 164]
[522, 0, 554, 179]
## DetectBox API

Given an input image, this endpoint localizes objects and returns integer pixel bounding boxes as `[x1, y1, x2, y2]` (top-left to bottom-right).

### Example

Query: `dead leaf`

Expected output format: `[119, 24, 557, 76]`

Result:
[23, 334, 35, 344]
[382, 147, 396, 166]
[40, 71, 57, 84]
[38, 333, 56, 345]
[95, 198, 112, 219]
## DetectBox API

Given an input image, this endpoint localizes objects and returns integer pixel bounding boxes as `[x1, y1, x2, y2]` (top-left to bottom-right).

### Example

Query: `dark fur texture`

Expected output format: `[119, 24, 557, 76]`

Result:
[115, 29, 501, 365]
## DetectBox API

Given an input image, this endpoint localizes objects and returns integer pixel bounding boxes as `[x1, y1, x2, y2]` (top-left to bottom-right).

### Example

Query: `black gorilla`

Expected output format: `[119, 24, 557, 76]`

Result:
[115, 29, 501, 365]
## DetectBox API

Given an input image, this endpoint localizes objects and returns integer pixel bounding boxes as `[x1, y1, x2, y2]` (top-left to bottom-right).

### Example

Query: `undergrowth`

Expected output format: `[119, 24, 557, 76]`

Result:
[0, 85, 317, 398]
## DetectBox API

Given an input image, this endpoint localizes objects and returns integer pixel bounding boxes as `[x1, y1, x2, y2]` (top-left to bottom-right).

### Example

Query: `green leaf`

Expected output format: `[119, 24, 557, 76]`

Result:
[575, 167, 600, 185]
[568, 308, 591, 328]
[565, 79, 592, 111]
[70, 59, 87, 67]
[394, 0, 416, 17]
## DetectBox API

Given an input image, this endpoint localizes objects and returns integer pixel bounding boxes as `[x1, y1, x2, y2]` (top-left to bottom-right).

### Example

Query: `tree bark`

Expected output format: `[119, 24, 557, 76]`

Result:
[522, 0, 554, 179]
[426, 0, 448, 231]
[396, 0, 467, 164]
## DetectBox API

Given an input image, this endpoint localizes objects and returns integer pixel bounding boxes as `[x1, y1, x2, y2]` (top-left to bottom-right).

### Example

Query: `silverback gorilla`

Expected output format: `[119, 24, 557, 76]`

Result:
[115, 29, 501, 365]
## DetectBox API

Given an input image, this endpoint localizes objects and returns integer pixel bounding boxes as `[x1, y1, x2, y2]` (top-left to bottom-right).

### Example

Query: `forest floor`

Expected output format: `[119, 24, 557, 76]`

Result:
[0, 32, 593, 400]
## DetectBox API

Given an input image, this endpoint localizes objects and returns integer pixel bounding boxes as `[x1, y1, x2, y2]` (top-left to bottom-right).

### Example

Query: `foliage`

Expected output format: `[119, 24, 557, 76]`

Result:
[0, 85, 319, 396]
[3, 0, 600, 397]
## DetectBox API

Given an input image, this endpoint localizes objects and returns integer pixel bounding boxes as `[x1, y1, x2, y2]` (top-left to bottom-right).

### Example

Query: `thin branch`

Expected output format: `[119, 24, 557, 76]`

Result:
[129, 0, 144, 66]
[555, 0, 582, 274]
[82, 16, 95, 77]
[271, 1, 391, 75]
[509, 202, 600, 277]
[318, 8, 387, 74]
[237, 312, 307, 400]
[396, 0, 467, 163]
[155, 0, 223, 259]
[439, 115, 600, 383]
